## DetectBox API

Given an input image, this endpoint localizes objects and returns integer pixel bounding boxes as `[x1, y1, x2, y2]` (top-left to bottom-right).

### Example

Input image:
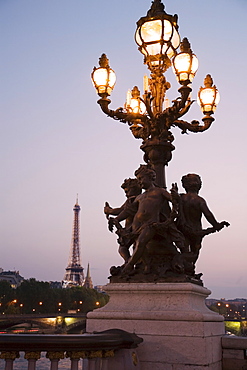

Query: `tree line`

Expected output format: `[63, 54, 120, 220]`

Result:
[0, 279, 109, 314]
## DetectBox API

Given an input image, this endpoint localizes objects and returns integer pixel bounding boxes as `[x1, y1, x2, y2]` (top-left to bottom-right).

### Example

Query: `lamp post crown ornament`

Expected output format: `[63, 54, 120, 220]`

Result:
[98, 54, 109, 68]
[148, 0, 165, 16]
[131, 86, 140, 99]
[204, 74, 214, 88]
[143, 0, 178, 27]
[180, 38, 191, 53]
[92, 0, 229, 285]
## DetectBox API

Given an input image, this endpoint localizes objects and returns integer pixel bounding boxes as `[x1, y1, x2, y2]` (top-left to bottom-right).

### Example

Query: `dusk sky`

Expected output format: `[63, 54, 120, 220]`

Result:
[1, 0, 247, 299]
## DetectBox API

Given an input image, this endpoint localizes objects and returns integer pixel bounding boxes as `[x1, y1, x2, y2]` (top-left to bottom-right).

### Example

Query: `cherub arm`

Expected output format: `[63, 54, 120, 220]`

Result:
[200, 198, 225, 230]
[108, 200, 138, 232]
[104, 201, 125, 219]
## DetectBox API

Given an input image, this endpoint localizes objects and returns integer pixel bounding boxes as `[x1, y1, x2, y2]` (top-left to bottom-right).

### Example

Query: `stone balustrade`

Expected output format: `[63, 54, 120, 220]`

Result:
[222, 335, 247, 370]
[1, 327, 246, 369]
[0, 329, 143, 370]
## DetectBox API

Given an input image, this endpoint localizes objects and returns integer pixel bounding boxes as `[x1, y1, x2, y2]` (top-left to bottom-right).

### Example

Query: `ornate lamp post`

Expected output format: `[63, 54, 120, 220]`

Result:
[91, 0, 220, 189]
[90, 0, 229, 285]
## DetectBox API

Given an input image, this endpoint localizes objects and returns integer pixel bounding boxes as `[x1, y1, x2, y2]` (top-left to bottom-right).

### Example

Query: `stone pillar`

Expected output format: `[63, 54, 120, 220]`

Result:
[46, 351, 64, 370]
[66, 351, 84, 370]
[87, 283, 225, 370]
[24, 351, 41, 370]
[81, 349, 140, 370]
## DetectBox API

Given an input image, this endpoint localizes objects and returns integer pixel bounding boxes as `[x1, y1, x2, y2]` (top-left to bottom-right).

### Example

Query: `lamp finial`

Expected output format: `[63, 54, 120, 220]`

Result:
[147, 0, 165, 17]
[204, 74, 213, 88]
[99, 54, 109, 68]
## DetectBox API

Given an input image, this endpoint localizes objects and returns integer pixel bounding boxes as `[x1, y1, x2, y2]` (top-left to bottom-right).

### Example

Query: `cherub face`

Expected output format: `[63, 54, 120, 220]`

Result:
[124, 186, 139, 198]
[137, 174, 153, 189]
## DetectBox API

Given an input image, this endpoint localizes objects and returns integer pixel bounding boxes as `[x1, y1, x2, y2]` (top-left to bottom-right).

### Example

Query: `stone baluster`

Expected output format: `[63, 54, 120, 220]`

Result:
[0, 351, 20, 370]
[71, 358, 80, 370]
[88, 350, 103, 368]
[46, 351, 64, 370]
[24, 351, 41, 370]
[80, 350, 114, 370]
[66, 351, 83, 370]
[101, 350, 115, 370]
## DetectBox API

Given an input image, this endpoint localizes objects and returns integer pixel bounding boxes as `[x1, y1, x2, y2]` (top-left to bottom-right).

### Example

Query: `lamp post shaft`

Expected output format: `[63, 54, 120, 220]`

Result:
[141, 139, 174, 188]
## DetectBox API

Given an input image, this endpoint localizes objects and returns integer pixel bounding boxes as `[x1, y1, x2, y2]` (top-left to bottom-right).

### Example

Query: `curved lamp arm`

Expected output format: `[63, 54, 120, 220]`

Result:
[97, 97, 145, 124]
[158, 85, 193, 126]
[173, 116, 214, 134]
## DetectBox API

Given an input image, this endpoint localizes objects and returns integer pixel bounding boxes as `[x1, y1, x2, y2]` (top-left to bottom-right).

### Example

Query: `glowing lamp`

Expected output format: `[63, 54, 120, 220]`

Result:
[173, 38, 198, 85]
[198, 74, 220, 114]
[135, 0, 180, 69]
[91, 54, 116, 97]
[126, 86, 146, 114]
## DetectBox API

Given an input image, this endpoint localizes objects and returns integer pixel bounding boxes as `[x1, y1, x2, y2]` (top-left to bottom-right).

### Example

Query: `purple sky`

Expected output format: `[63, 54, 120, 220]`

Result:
[1, 0, 247, 299]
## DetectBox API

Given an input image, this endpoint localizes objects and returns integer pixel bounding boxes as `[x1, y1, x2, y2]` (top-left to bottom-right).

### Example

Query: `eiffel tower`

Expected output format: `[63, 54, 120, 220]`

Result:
[63, 197, 84, 287]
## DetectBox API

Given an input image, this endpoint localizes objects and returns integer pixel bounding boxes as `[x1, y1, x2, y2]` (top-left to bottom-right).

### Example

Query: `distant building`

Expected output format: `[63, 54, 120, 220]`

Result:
[49, 281, 62, 289]
[94, 285, 105, 293]
[0, 270, 24, 288]
[206, 299, 218, 306]
[84, 263, 93, 289]
[206, 298, 247, 320]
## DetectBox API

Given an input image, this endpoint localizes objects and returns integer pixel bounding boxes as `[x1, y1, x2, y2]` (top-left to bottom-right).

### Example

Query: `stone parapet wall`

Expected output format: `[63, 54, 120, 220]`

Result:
[222, 335, 247, 370]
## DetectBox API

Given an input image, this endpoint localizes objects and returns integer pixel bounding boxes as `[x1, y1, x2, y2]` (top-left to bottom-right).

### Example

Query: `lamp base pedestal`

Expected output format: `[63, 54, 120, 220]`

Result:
[87, 283, 224, 370]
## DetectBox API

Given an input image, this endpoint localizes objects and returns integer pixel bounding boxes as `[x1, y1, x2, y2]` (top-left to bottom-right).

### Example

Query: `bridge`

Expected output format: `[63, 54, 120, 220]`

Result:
[0, 313, 86, 333]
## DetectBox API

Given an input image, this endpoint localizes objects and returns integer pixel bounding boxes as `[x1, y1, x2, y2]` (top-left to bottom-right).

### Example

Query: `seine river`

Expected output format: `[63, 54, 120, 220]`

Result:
[0, 352, 84, 369]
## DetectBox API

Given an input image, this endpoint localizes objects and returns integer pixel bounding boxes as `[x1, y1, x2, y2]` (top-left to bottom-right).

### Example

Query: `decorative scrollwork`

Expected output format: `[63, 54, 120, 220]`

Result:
[103, 350, 115, 358]
[24, 351, 41, 360]
[46, 351, 64, 360]
[66, 349, 115, 360]
[0, 351, 20, 360]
